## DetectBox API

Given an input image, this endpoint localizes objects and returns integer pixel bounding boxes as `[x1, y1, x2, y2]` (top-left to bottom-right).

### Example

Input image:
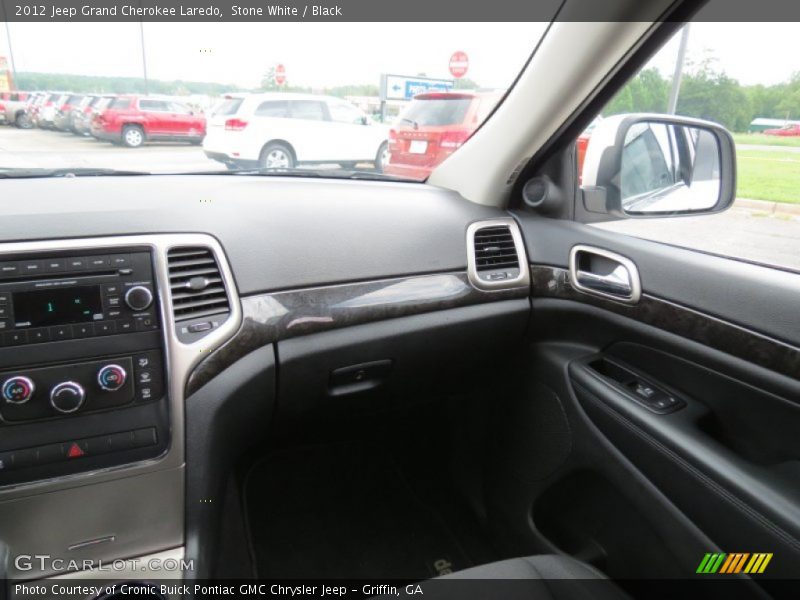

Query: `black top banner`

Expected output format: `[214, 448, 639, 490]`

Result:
[1, 0, 800, 22]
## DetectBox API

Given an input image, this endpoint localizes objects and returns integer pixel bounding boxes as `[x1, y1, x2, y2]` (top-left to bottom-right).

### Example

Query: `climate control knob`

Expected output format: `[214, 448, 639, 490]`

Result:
[97, 364, 127, 392]
[124, 286, 153, 311]
[2, 376, 35, 404]
[50, 381, 85, 414]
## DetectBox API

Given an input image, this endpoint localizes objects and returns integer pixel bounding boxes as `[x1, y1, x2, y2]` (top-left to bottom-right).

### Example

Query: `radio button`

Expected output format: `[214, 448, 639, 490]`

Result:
[95, 321, 116, 335]
[0, 320, 10, 330]
[107, 296, 121, 308]
[66, 257, 86, 271]
[0, 306, 8, 318]
[103, 284, 120, 295]
[87, 256, 110, 269]
[43, 259, 65, 273]
[19, 261, 42, 275]
[109, 255, 130, 267]
[117, 319, 134, 333]
[50, 382, 85, 414]
[0, 263, 19, 278]
[2, 376, 35, 404]
[72, 323, 95, 338]
[0, 293, 9, 304]
[4, 331, 27, 345]
[98, 364, 127, 392]
[49, 325, 73, 341]
[28, 328, 50, 343]
[125, 286, 153, 311]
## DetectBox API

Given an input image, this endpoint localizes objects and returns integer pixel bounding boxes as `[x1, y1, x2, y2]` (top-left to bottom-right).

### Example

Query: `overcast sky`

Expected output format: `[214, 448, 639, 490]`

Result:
[0, 22, 798, 90]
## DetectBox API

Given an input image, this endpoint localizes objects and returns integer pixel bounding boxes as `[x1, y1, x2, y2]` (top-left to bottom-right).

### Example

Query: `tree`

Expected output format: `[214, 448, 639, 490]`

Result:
[453, 77, 481, 90]
[603, 68, 669, 116]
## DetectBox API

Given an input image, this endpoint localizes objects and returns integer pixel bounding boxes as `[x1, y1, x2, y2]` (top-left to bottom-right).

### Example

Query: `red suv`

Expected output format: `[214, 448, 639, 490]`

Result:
[384, 91, 502, 180]
[91, 95, 206, 147]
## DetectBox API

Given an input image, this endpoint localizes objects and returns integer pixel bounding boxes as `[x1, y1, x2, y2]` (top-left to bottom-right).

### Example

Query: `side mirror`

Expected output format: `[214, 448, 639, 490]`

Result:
[580, 114, 736, 219]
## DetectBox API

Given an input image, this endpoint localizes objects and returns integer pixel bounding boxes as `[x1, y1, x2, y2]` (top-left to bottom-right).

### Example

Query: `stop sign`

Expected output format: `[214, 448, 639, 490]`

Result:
[449, 51, 469, 79]
[274, 64, 286, 86]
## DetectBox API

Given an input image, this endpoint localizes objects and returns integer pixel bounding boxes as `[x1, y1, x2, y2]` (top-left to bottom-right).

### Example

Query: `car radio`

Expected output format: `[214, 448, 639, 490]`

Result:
[0, 247, 168, 486]
[0, 250, 159, 345]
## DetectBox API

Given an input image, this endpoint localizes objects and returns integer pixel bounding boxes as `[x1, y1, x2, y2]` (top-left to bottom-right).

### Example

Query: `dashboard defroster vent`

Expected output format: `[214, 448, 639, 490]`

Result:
[467, 218, 530, 291]
[167, 247, 231, 321]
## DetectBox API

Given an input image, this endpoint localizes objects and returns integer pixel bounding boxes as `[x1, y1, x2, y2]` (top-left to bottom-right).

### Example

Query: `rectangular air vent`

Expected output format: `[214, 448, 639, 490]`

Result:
[167, 247, 230, 321]
[473, 225, 520, 271]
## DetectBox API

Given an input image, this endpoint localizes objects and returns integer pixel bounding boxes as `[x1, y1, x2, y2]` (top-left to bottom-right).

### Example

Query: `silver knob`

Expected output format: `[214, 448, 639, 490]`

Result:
[50, 381, 85, 414]
[124, 286, 153, 311]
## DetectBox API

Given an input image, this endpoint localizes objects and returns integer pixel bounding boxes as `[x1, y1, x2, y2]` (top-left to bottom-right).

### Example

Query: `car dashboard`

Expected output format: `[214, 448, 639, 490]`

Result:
[0, 175, 531, 583]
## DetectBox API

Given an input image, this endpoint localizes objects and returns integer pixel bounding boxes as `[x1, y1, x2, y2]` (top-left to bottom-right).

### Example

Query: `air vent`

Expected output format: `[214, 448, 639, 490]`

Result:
[473, 225, 519, 271]
[467, 219, 529, 291]
[167, 247, 230, 321]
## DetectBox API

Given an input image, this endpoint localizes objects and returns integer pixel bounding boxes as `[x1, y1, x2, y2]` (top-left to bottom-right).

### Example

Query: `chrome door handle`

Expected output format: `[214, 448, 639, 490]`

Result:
[569, 245, 641, 304]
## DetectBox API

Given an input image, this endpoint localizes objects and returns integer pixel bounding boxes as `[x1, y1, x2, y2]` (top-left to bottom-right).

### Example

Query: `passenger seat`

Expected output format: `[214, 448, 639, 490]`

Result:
[385, 555, 630, 600]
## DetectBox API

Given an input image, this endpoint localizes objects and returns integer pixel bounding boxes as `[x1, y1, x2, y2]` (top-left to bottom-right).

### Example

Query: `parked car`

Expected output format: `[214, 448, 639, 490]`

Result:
[202, 93, 389, 170]
[33, 92, 66, 129]
[384, 91, 502, 180]
[91, 95, 206, 147]
[763, 123, 800, 136]
[72, 94, 115, 136]
[3, 92, 42, 128]
[53, 94, 86, 131]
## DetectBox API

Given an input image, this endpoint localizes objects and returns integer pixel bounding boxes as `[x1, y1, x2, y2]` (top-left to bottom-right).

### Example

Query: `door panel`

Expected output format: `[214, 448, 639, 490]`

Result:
[506, 212, 800, 592]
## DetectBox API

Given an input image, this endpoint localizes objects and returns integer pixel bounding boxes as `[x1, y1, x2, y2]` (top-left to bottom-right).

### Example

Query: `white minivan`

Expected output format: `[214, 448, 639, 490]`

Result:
[203, 93, 390, 171]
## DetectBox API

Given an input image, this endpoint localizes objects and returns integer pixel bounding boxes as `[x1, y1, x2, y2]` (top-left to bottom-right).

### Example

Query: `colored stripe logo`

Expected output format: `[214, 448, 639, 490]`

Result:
[696, 552, 773, 574]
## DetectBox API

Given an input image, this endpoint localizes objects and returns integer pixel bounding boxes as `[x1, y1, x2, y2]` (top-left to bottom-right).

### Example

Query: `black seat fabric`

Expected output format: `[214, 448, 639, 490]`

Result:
[386, 555, 630, 600]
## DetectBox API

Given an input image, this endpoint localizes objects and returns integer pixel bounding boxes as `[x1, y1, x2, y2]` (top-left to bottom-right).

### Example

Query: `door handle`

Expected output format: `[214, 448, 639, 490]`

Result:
[569, 245, 641, 304]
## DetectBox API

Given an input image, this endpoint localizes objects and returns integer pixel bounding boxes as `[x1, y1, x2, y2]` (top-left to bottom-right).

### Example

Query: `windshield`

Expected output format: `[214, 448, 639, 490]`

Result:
[397, 97, 473, 127]
[0, 22, 544, 180]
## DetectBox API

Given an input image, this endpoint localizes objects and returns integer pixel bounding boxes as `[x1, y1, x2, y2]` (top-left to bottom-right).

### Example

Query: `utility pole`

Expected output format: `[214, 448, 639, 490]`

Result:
[2, 11, 19, 89]
[667, 24, 691, 114]
[139, 20, 149, 95]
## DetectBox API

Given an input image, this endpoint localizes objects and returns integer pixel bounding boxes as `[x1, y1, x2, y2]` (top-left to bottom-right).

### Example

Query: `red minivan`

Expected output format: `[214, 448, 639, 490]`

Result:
[91, 95, 206, 147]
[384, 91, 502, 180]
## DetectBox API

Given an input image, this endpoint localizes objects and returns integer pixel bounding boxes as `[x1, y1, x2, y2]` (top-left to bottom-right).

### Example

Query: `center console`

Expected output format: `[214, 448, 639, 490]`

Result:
[0, 248, 167, 486]
[0, 234, 242, 582]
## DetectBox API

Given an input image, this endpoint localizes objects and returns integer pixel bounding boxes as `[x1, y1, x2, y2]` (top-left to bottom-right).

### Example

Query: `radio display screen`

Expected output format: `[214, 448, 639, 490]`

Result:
[13, 286, 103, 328]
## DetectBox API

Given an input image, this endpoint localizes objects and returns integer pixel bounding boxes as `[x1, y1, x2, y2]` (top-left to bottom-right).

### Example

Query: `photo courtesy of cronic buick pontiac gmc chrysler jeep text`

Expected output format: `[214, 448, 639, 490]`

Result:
[0, 1, 799, 599]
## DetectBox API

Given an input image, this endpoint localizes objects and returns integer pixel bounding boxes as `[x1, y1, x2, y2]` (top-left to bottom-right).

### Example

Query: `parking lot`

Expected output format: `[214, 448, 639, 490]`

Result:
[0, 125, 798, 272]
[0, 126, 217, 172]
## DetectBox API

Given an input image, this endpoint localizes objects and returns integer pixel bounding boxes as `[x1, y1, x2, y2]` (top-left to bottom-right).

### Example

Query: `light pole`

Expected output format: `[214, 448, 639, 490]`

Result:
[2, 12, 19, 89]
[138, 18, 149, 95]
[667, 24, 691, 114]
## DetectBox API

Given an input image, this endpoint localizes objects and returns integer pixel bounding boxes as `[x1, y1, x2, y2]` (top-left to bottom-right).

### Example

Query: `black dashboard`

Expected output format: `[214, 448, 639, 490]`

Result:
[0, 175, 531, 583]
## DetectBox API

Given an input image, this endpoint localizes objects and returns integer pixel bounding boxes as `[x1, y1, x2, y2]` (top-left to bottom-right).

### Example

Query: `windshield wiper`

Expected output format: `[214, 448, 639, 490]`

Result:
[0, 167, 150, 179]
[180, 167, 416, 182]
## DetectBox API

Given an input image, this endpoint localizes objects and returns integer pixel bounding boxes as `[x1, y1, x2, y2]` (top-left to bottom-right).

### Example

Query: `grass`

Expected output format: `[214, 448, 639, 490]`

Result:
[736, 149, 800, 204]
[733, 132, 800, 148]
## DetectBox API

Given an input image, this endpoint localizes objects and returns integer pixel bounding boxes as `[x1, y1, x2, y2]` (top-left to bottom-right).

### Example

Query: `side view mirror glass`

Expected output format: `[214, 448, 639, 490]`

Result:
[580, 114, 736, 219]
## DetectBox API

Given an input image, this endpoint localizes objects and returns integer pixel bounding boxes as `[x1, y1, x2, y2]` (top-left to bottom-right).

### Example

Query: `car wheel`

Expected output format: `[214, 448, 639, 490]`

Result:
[122, 125, 145, 148]
[260, 143, 295, 169]
[375, 142, 389, 173]
[15, 113, 33, 129]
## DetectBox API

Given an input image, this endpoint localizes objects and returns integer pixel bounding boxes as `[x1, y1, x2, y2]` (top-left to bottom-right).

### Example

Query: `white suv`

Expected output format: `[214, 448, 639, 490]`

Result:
[203, 93, 390, 171]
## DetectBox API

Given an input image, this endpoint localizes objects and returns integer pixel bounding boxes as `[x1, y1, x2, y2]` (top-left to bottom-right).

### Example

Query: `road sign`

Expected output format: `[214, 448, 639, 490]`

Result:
[274, 64, 286, 86]
[449, 51, 469, 79]
[381, 74, 454, 101]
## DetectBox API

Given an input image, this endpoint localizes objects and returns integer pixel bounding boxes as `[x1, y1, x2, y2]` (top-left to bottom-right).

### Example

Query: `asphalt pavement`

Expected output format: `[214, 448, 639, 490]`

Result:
[0, 126, 798, 272]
